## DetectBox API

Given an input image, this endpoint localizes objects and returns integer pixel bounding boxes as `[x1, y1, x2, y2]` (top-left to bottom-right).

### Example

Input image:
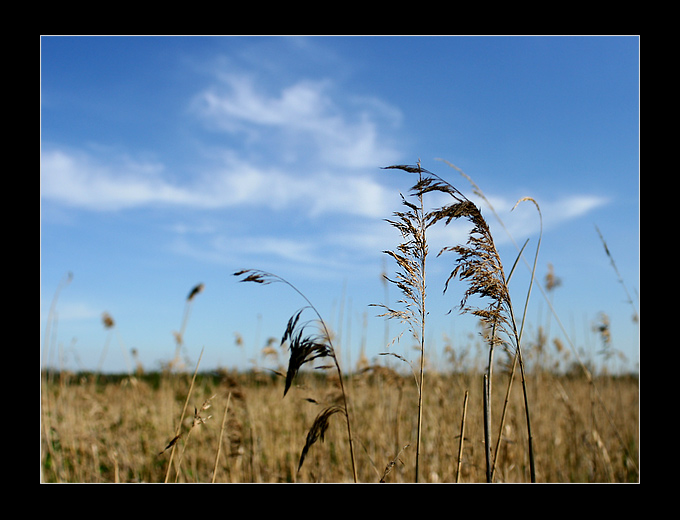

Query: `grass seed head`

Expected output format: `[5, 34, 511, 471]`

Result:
[187, 283, 205, 301]
[101, 312, 115, 329]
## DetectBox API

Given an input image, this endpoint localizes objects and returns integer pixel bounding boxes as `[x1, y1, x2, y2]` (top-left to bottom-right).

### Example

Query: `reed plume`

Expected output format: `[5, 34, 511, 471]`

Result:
[234, 269, 358, 482]
[280, 307, 333, 397]
[374, 162, 430, 482]
[171, 283, 205, 370]
[384, 163, 538, 482]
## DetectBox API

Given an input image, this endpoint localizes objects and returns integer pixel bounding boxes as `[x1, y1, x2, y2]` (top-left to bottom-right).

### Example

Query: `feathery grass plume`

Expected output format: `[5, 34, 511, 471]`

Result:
[171, 283, 205, 370]
[234, 269, 358, 482]
[280, 307, 333, 397]
[374, 163, 431, 482]
[298, 405, 344, 473]
[187, 282, 205, 302]
[439, 159, 638, 480]
[406, 167, 537, 482]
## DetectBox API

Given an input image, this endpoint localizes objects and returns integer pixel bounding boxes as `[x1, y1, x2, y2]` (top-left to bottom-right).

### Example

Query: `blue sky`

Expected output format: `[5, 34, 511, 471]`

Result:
[40, 36, 639, 374]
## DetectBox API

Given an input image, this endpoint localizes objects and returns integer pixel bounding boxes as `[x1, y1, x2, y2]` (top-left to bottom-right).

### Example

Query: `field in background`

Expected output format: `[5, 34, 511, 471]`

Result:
[40, 365, 638, 483]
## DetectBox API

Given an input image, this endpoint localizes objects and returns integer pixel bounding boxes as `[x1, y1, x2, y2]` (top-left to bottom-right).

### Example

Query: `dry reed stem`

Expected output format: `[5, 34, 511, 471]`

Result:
[437, 159, 618, 478]
[376, 163, 430, 482]
[42, 271, 73, 375]
[162, 347, 204, 483]
[211, 391, 232, 482]
[172, 283, 205, 368]
[42, 274, 72, 483]
[456, 390, 469, 483]
[392, 162, 539, 481]
[379, 444, 410, 483]
[174, 393, 215, 482]
[595, 225, 639, 323]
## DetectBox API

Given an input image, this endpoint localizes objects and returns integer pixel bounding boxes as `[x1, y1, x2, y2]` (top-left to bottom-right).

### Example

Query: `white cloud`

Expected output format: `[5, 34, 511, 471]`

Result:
[548, 194, 609, 221]
[41, 69, 404, 218]
[40, 146, 394, 219]
[40, 148, 198, 211]
[196, 76, 333, 130]
[479, 192, 609, 242]
[191, 73, 402, 169]
[41, 64, 609, 280]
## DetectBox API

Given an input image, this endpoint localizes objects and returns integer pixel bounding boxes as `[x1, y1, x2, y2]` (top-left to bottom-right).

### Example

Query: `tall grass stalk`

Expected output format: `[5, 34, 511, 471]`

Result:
[374, 162, 430, 482]
[456, 390, 469, 483]
[393, 163, 538, 482]
[234, 269, 358, 482]
[162, 347, 204, 483]
[440, 159, 635, 481]
[41, 271, 73, 483]
[42, 271, 74, 374]
[174, 393, 215, 482]
[171, 283, 205, 370]
[211, 391, 232, 483]
[595, 225, 639, 323]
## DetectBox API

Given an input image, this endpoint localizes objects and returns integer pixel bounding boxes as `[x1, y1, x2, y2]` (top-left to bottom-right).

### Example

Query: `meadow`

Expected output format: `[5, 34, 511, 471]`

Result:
[40, 364, 638, 483]
[41, 163, 639, 483]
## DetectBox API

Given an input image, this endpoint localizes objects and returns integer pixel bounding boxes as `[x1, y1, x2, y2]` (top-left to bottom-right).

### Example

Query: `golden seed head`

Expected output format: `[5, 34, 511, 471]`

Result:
[101, 312, 115, 329]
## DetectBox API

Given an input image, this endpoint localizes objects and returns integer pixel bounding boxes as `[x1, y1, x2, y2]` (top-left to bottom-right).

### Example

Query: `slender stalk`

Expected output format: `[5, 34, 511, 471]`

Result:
[415, 169, 427, 483]
[211, 391, 232, 483]
[482, 306, 500, 481]
[456, 390, 469, 483]
[163, 347, 204, 483]
[491, 352, 517, 482]
[595, 225, 638, 322]
[483, 375, 493, 482]
[172, 283, 204, 368]
[490, 239, 533, 482]
[511, 198, 541, 483]
[517, 343, 536, 482]
[41, 272, 74, 483]
[406, 165, 538, 482]
[377, 163, 429, 483]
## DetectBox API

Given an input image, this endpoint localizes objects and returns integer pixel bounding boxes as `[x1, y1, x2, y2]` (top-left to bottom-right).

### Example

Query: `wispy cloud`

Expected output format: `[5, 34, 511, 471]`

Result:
[472, 191, 609, 244]
[40, 148, 181, 211]
[40, 147, 395, 219]
[191, 73, 402, 169]
[41, 67, 404, 217]
[41, 57, 609, 282]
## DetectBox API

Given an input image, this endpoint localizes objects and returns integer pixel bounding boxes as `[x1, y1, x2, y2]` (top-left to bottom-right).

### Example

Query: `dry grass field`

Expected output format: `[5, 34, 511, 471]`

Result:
[40, 365, 638, 483]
